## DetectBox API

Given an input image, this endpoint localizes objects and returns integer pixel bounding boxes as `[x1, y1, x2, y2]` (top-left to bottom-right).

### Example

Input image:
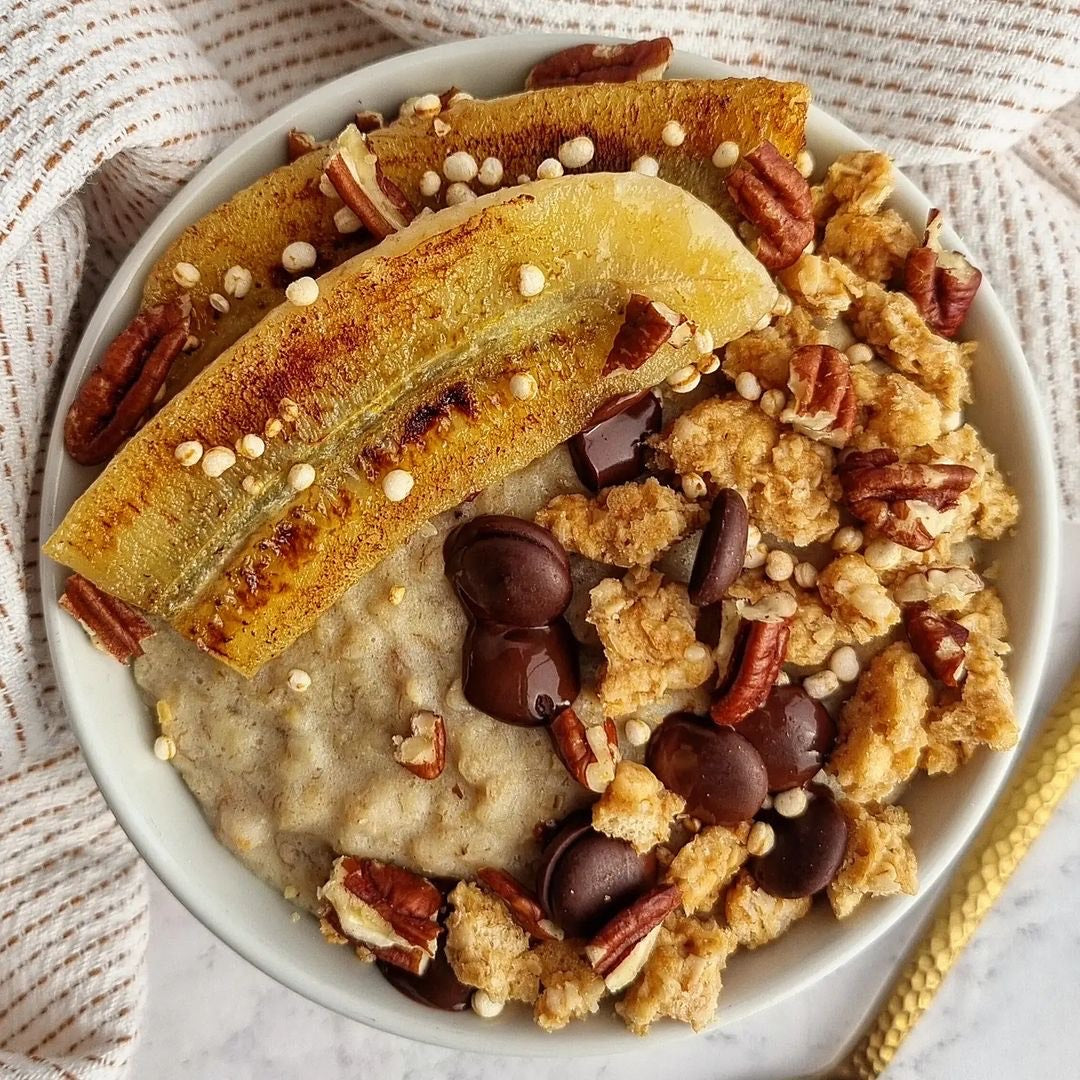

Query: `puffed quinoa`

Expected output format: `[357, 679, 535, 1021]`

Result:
[288, 668, 311, 692]
[724, 870, 811, 949]
[281, 241, 317, 273]
[445, 181, 476, 205]
[288, 462, 316, 492]
[153, 735, 176, 761]
[241, 475, 263, 496]
[793, 561, 818, 589]
[537, 478, 706, 568]
[735, 371, 762, 400]
[412, 92, 442, 117]
[846, 342, 873, 364]
[759, 388, 786, 417]
[693, 329, 715, 355]
[201, 446, 236, 478]
[516, 173, 531, 184]
[711, 140, 739, 168]
[477, 156, 504, 187]
[285, 277, 319, 306]
[661, 120, 686, 146]
[746, 525, 762, 549]
[208, 292, 229, 314]
[863, 538, 902, 571]
[829, 643, 931, 802]
[803, 669, 840, 700]
[419, 170, 441, 196]
[446, 883, 540, 1005]
[333, 206, 363, 233]
[774, 787, 810, 817]
[174, 440, 203, 467]
[172, 261, 200, 288]
[681, 473, 707, 500]
[664, 825, 748, 913]
[829, 645, 861, 682]
[630, 155, 660, 176]
[831, 526, 863, 554]
[536, 157, 565, 180]
[827, 798, 917, 918]
[591, 761, 685, 853]
[624, 718, 652, 746]
[765, 549, 795, 582]
[509, 372, 538, 400]
[223, 264, 252, 298]
[746, 821, 775, 857]
[517, 264, 546, 297]
[616, 915, 736, 1035]
[443, 151, 478, 182]
[667, 366, 701, 394]
[236, 433, 265, 459]
[744, 544, 767, 570]
[558, 136, 595, 169]
[382, 468, 414, 502]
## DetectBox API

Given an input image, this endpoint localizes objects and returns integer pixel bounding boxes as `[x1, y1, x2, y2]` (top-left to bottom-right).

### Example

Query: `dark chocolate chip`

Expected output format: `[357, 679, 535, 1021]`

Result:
[737, 685, 836, 792]
[568, 390, 662, 492]
[752, 784, 849, 899]
[462, 618, 580, 726]
[688, 488, 748, 607]
[444, 515, 572, 626]
[377, 949, 472, 1011]
[537, 817, 653, 938]
[646, 712, 768, 826]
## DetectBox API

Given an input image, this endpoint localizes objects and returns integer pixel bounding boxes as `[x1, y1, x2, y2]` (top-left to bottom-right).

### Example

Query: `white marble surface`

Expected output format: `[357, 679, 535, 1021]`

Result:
[133, 521, 1080, 1080]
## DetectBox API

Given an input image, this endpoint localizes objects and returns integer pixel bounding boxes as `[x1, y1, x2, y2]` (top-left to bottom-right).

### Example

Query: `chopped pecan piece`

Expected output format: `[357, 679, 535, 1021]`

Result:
[286, 129, 323, 161]
[64, 296, 191, 465]
[604, 294, 691, 375]
[782, 344, 856, 447]
[324, 125, 414, 238]
[58, 574, 154, 663]
[354, 109, 385, 133]
[477, 867, 562, 941]
[839, 448, 976, 551]
[525, 38, 673, 89]
[710, 617, 791, 726]
[584, 884, 681, 989]
[392, 710, 446, 779]
[549, 706, 620, 793]
[904, 209, 982, 338]
[726, 141, 814, 271]
[903, 601, 970, 686]
[319, 856, 441, 973]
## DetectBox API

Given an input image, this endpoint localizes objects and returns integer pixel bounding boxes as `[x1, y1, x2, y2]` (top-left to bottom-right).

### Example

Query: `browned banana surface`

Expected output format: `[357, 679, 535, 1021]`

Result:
[46, 173, 775, 676]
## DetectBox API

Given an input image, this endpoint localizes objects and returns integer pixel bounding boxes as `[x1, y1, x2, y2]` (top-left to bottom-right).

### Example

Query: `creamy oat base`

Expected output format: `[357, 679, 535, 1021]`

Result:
[135, 416, 708, 913]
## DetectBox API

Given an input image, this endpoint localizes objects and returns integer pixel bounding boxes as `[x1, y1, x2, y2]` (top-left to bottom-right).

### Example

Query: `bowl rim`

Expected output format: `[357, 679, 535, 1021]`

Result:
[39, 31, 1059, 1057]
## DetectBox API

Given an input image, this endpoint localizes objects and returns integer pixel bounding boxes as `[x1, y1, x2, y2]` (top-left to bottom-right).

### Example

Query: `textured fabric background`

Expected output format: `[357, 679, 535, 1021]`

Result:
[0, 2, 1076, 1075]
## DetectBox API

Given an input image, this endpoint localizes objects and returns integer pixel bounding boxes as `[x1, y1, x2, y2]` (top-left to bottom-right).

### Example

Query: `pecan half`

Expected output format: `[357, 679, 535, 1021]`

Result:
[548, 706, 620, 793]
[726, 141, 815, 271]
[584, 883, 680, 989]
[324, 125, 414, 239]
[781, 344, 856, 447]
[286, 129, 323, 162]
[64, 296, 191, 466]
[525, 37, 673, 90]
[903, 601, 970, 686]
[58, 574, 154, 663]
[477, 867, 563, 941]
[904, 209, 982, 338]
[839, 449, 977, 551]
[392, 710, 446, 780]
[710, 617, 791, 726]
[319, 856, 442, 972]
[604, 294, 691, 375]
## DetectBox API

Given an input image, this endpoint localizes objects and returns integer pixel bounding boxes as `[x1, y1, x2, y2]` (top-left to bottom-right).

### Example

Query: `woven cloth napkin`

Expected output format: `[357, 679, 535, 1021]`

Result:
[0, 1, 1076, 1075]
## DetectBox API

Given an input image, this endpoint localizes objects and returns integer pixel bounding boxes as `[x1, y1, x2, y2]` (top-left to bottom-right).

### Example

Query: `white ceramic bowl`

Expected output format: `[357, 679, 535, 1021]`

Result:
[40, 33, 1058, 1056]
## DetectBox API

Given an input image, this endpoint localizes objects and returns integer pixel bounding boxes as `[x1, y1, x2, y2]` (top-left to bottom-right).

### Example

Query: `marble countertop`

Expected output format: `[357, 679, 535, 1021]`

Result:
[134, 521, 1080, 1079]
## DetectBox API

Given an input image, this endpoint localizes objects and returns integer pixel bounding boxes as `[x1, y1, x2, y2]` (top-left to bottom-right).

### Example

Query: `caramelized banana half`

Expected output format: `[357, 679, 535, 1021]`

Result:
[46, 173, 776, 675]
[371, 78, 809, 214]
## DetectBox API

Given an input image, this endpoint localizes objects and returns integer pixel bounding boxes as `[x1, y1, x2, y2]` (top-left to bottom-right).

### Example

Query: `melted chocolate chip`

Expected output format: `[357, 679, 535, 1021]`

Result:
[689, 488, 749, 606]
[569, 391, 662, 491]
[737, 686, 836, 792]
[462, 618, 580, 726]
[377, 950, 472, 1011]
[752, 785, 849, 899]
[646, 713, 768, 826]
[444, 515, 572, 626]
[536, 813, 653, 937]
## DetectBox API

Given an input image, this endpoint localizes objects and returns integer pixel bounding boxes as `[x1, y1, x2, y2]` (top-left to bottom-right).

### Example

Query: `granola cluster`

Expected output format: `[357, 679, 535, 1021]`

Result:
[321, 147, 1019, 1040]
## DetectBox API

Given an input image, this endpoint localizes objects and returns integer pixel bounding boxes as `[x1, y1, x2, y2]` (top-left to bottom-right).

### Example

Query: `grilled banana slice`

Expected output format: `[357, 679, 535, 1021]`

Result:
[370, 78, 809, 213]
[46, 173, 776, 675]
